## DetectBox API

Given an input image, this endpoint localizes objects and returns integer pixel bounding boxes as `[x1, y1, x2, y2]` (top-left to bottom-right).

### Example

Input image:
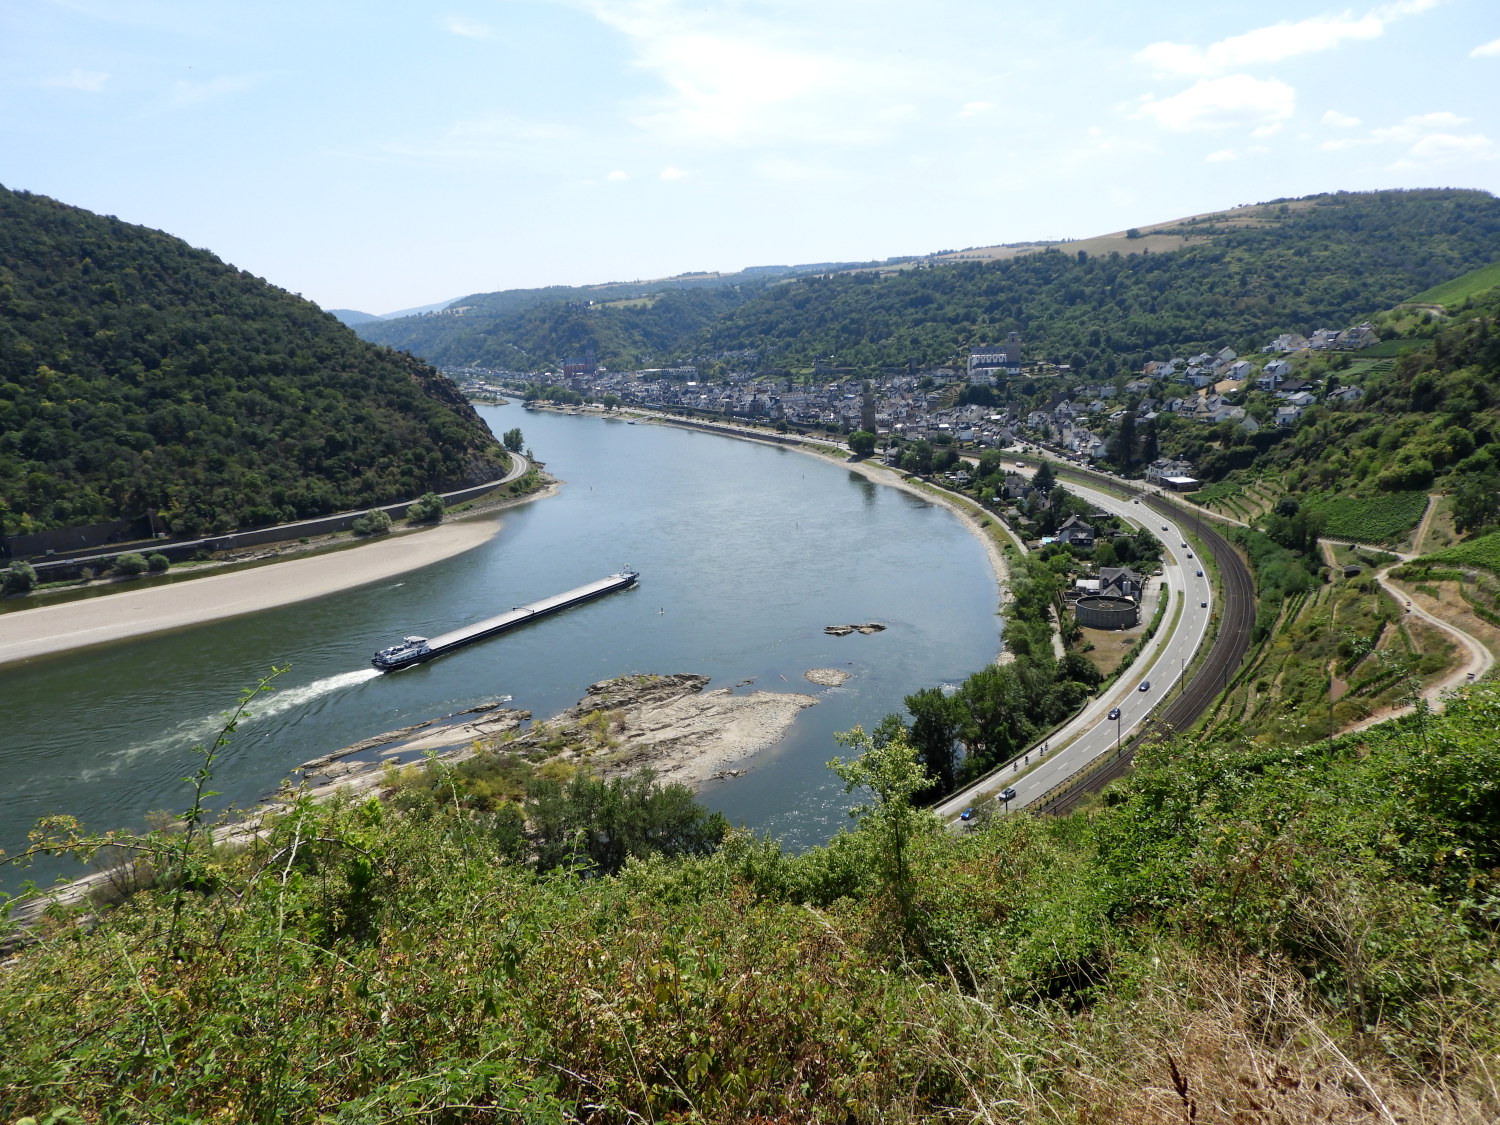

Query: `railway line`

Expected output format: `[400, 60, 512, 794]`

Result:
[1036, 483, 1257, 814]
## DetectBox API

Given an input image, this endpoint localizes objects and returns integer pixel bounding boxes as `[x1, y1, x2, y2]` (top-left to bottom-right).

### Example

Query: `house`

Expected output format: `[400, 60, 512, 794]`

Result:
[1328, 385, 1365, 405]
[1263, 332, 1308, 354]
[1099, 567, 1143, 599]
[1275, 404, 1304, 426]
[1056, 515, 1096, 548]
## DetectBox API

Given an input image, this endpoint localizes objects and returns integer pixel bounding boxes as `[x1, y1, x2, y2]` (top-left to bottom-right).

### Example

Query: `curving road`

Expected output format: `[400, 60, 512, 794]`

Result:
[934, 467, 1224, 820]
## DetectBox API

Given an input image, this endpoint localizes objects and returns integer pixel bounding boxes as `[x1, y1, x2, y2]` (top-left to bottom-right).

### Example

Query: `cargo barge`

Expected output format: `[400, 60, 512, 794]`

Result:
[371, 570, 639, 671]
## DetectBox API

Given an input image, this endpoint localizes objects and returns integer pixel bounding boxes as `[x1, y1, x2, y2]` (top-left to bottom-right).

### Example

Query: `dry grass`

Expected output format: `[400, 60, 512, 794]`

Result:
[907, 947, 1499, 1125]
[1078, 624, 1143, 677]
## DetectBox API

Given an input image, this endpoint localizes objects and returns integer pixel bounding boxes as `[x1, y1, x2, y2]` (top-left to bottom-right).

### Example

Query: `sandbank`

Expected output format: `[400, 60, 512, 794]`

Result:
[0, 518, 503, 667]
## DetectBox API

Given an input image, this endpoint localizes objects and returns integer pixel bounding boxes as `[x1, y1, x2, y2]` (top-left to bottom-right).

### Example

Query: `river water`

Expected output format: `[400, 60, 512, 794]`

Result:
[1, 406, 1001, 891]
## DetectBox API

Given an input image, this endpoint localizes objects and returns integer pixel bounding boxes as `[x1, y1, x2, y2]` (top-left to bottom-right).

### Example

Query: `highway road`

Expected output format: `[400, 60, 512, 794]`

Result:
[934, 467, 1216, 820]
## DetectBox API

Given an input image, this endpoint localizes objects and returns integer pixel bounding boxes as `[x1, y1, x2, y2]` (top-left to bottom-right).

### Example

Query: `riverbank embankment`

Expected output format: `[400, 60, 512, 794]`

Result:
[0, 479, 559, 668]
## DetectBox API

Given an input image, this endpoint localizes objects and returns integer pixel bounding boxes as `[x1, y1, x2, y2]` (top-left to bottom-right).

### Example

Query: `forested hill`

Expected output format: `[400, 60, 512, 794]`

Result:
[0, 186, 509, 537]
[353, 260, 876, 371]
[355, 189, 1500, 378]
[692, 189, 1500, 377]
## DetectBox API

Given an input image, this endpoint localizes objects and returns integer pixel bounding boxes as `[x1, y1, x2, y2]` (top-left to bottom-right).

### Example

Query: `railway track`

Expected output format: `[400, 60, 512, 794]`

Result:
[1036, 484, 1257, 815]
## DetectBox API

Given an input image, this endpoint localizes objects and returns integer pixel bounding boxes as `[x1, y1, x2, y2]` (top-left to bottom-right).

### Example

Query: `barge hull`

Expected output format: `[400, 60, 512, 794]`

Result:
[373, 571, 638, 671]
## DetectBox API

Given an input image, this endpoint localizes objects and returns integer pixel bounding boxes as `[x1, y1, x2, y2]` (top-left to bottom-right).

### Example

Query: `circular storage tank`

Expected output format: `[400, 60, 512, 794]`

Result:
[1075, 594, 1139, 630]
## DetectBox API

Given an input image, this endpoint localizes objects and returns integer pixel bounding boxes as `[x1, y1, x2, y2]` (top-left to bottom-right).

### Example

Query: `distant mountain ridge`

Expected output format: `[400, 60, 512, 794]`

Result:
[0, 185, 510, 537]
[355, 189, 1500, 381]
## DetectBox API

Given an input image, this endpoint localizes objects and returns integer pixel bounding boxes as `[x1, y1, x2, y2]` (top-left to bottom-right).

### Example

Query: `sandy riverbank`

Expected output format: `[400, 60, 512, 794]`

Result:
[0, 514, 513, 668]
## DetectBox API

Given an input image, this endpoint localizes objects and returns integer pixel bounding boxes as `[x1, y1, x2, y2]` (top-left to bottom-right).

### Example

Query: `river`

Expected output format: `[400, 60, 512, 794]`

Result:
[0, 406, 1002, 892]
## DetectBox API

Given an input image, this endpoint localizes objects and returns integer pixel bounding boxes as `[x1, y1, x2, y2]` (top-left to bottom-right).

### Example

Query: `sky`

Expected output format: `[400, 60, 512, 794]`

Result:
[3, 0, 1498, 315]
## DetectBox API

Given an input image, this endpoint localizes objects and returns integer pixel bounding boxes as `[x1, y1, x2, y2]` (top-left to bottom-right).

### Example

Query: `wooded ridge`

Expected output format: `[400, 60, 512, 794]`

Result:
[0, 186, 509, 537]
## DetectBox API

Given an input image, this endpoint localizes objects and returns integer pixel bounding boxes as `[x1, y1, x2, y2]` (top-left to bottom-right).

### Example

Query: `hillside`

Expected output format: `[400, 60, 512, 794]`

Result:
[1177, 284, 1500, 538]
[354, 260, 881, 369]
[3, 684, 1496, 1121]
[353, 189, 1500, 379]
[0, 186, 509, 537]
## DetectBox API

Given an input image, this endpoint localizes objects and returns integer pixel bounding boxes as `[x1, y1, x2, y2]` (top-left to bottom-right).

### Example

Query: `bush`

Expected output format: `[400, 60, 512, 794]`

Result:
[2, 560, 37, 594]
[351, 509, 393, 537]
[147, 553, 170, 573]
[405, 492, 445, 523]
[112, 552, 149, 576]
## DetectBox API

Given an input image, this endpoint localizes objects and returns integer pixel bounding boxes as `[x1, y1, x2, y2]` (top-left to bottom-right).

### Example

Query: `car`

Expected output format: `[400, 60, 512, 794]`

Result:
[1133, 498, 1140, 504]
[1016, 461, 1026, 468]
[1139, 681, 1150, 692]
[1162, 524, 1169, 531]
[1201, 600, 1208, 608]
[960, 807, 974, 821]
[999, 786, 1016, 802]
[1181, 542, 1188, 549]
[1108, 706, 1121, 720]
[1196, 569, 1203, 577]
[1186, 550, 1193, 558]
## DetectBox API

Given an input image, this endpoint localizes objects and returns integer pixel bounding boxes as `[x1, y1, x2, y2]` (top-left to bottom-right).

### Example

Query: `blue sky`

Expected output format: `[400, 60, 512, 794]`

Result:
[3, 0, 1497, 314]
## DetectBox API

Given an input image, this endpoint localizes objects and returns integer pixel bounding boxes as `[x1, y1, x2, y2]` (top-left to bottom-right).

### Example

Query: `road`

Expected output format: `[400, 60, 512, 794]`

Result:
[934, 469, 1216, 820]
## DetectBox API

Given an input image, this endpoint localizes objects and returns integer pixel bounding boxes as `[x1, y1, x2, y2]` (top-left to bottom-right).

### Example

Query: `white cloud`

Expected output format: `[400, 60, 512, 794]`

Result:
[1137, 74, 1295, 132]
[1322, 109, 1361, 127]
[957, 101, 995, 119]
[1321, 111, 1495, 165]
[659, 166, 688, 180]
[1371, 110, 1469, 143]
[1251, 121, 1283, 138]
[1471, 36, 1500, 58]
[1408, 132, 1494, 159]
[444, 16, 495, 40]
[40, 69, 109, 92]
[1136, 1, 1440, 77]
[1206, 149, 1239, 162]
[606, 169, 630, 181]
[571, 0, 897, 146]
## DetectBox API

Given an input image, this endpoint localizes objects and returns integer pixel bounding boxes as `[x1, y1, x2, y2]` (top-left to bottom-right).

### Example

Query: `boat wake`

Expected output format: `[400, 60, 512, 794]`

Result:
[94, 668, 383, 777]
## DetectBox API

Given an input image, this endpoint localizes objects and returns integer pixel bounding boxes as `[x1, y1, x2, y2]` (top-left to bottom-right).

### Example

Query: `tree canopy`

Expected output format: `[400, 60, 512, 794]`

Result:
[0, 186, 509, 537]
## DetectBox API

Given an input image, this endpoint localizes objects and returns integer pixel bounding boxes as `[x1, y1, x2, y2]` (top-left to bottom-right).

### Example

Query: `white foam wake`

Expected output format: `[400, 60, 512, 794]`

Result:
[94, 668, 382, 777]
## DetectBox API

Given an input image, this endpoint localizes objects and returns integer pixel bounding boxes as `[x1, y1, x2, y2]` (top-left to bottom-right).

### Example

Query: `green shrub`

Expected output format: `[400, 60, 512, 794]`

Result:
[112, 552, 148, 576]
[2, 560, 37, 594]
[351, 509, 393, 536]
[146, 553, 170, 573]
[405, 492, 445, 523]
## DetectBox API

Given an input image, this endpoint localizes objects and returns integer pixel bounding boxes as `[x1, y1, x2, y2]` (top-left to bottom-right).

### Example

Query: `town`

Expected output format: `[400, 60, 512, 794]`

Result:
[447, 317, 1379, 491]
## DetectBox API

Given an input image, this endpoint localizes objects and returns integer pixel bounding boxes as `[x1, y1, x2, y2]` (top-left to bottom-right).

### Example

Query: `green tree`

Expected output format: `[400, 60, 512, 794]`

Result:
[523, 771, 727, 876]
[602, 393, 621, 411]
[1033, 459, 1056, 493]
[847, 429, 877, 457]
[1452, 470, 1500, 534]
[903, 687, 962, 795]
[406, 491, 445, 523]
[829, 725, 936, 957]
[112, 552, 148, 576]
[502, 427, 525, 453]
[351, 509, 393, 536]
[2, 559, 37, 594]
[146, 553, 170, 573]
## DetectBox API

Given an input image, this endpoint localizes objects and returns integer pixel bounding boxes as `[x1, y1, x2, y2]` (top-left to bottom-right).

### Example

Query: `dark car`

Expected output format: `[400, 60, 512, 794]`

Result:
[1196, 569, 1203, 576]
[960, 807, 974, 821]
[1108, 706, 1121, 720]
[999, 786, 1016, 802]
[1139, 681, 1150, 692]
[1201, 600, 1208, 608]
